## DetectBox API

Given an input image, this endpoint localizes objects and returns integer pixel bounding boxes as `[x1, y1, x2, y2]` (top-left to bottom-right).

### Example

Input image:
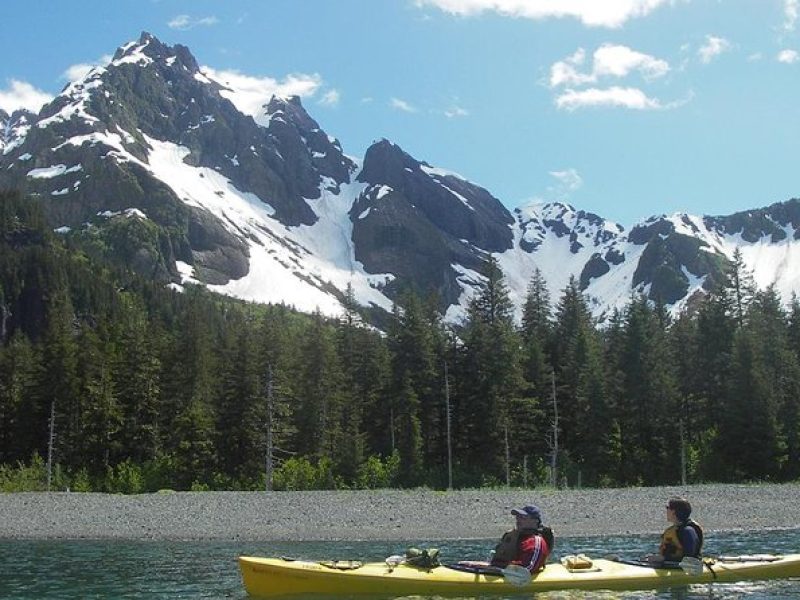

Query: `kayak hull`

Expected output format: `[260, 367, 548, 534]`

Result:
[239, 553, 800, 597]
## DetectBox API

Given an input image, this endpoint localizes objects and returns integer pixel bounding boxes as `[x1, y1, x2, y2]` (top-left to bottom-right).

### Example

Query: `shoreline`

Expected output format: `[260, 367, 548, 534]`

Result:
[2, 483, 800, 541]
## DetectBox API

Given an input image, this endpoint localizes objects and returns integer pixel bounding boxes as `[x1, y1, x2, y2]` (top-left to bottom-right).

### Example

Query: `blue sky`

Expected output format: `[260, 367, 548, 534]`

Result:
[1, 0, 799, 226]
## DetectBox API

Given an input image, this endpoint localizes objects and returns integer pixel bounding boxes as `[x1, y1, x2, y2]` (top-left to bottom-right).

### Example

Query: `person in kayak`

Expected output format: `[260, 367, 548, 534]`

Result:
[645, 497, 704, 565]
[459, 504, 553, 574]
[491, 505, 553, 573]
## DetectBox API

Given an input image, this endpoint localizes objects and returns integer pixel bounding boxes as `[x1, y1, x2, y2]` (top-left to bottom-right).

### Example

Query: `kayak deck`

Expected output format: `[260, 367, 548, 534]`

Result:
[239, 553, 800, 597]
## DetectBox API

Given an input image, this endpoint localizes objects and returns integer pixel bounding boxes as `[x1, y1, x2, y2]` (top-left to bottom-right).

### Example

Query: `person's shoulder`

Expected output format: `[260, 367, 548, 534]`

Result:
[679, 524, 699, 541]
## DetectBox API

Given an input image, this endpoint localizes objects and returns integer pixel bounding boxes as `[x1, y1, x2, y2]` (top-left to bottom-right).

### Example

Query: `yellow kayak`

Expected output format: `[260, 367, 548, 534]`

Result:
[239, 553, 800, 597]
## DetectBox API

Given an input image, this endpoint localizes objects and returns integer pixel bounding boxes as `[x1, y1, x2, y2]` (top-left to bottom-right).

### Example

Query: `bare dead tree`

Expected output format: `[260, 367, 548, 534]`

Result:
[547, 371, 559, 488]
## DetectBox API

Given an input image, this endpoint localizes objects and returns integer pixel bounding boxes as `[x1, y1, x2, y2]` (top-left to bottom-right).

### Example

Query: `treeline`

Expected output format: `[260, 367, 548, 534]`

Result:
[1, 190, 799, 492]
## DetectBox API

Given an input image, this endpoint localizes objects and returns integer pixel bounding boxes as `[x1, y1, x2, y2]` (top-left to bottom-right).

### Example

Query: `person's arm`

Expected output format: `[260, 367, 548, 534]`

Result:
[677, 527, 700, 557]
[511, 535, 549, 573]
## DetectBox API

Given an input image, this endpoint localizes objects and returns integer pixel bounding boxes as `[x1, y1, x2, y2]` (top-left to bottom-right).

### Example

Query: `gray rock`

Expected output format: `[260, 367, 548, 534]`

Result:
[1, 483, 799, 542]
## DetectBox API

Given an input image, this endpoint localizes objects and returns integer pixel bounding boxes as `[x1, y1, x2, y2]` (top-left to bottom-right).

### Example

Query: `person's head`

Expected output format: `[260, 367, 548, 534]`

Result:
[511, 505, 542, 529]
[666, 497, 692, 522]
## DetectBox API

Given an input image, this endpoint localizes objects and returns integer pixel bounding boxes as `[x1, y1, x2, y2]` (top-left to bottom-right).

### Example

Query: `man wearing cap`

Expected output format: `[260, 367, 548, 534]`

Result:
[489, 505, 553, 573]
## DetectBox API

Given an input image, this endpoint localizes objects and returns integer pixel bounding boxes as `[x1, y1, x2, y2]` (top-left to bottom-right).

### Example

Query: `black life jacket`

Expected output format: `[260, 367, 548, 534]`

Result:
[491, 526, 555, 566]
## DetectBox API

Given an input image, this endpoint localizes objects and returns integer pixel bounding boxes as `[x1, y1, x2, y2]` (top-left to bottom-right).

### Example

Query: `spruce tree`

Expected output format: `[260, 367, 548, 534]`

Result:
[694, 283, 736, 437]
[77, 324, 122, 476]
[394, 372, 424, 486]
[28, 290, 80, 471]
[337, 293, 391, 485]
[259, 305, 300, 468]
[717, 329, 779, 480]
[0, 333, 36, 463]
[216, 311, 266, 484]
[747, 287, 798, 480]
[520, 269, 553, 400]
[728, 248, 756, 328]
[551, 276, 594, 480]
[294, 310, 346, 480]
[160, 294, 218, 488]
[571, 322, 618, 486]
[457, 257, 523, 484]
[386, 289, 435, 485]
[617, 296, 681, 485]
[113, 295, 161, 464]
[786, 296, 800, 478]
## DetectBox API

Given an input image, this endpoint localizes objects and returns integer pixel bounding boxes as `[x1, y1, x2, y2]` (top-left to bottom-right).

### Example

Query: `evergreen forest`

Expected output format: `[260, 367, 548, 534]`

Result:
[1, 190, 799, 492]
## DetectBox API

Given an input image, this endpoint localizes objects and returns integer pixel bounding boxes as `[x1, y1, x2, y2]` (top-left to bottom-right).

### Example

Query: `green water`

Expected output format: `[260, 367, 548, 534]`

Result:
[1, 529, 799, 599]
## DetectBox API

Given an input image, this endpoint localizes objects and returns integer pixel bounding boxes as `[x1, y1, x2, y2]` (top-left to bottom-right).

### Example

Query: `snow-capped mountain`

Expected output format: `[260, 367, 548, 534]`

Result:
[3, 32, 800, 323]
[0, 108, 34, 156]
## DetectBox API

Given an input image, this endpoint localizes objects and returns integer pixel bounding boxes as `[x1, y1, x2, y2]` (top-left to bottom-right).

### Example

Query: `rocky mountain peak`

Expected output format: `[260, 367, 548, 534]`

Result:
[110, 32, 199, 74]
[263, 94, 355, 188]
[700, 199, 800, 244]
[6, 32, 800, 325]
[265, 95, 318, 131]
[358, 139, 418, 187]
[515, 200, 624, 254]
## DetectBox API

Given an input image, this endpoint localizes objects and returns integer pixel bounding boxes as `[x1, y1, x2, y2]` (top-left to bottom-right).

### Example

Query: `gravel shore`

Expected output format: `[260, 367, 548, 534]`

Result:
[2, 483, 799, 541]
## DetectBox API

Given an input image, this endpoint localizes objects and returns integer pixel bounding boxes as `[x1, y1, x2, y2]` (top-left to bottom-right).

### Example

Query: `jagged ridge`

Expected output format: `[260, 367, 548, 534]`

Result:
[2, 32, 800, 324]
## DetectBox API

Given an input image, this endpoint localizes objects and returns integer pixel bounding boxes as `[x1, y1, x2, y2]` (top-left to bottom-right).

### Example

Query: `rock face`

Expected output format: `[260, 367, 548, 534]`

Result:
[352, 140, 513, 305]
[1, 109, 34, 158]
[3, 31, 800, 322]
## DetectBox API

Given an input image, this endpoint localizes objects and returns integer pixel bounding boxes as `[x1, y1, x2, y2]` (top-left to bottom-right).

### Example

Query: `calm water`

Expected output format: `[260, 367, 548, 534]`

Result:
[1, 529, 799, 599]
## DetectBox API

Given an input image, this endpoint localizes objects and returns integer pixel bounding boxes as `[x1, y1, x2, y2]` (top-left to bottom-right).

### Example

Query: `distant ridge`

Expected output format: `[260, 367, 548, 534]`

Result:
[3, 32, 800, 323]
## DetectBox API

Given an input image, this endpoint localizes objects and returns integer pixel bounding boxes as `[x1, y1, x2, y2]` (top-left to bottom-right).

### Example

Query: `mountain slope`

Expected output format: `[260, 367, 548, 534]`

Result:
[2, 32, 799, 323]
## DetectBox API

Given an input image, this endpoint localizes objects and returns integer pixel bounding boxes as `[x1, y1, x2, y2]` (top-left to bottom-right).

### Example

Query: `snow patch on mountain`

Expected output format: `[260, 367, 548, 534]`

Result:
[445, 263, 486, 323]
[420, 164, 467, 180]
[11, 32, 800, 326]
[294, 175, 395, 311]
[111, 38, 154, 68]
[2, 112, 32, 155]
[37, 72, 104, 129]
[659, 212, 800, 301]
[27, 164, 83, 179]
[141, 135, 391, 314]
[583, 242, 649, 315]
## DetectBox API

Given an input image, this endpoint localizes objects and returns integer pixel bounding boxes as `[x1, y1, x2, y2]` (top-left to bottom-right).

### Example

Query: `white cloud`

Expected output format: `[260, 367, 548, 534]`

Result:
[784, 0, 799, 32]
[778, 49, 800, 63]
[549, 48, 594, 87]
[594, 44, 670, 79]
[528, 168, 584, 205]
[555, 86, 678, 111]
[61, 55, 113, 82]
[698, 35, 731, 64]
[0, 79, 52, 113]
[444, 105, 470, 118]
[168, 15, 219, 30]
[549, 168, 583, 193]
[202, 67, 322, 118]
[414, 0, 674, 28]
[390, 97, 417, 113]
[748, 52, 764, 62]
[550, 44, 670, 87]
[319, 89, 340, 106]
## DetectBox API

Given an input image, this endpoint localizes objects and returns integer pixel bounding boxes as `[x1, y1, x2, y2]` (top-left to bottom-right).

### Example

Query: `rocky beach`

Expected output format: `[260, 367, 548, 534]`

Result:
[2, 483, 799, 542]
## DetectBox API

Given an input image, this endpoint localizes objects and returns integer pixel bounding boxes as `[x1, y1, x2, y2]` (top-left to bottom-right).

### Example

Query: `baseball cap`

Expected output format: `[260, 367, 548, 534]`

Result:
[511, 505, 541, 520]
